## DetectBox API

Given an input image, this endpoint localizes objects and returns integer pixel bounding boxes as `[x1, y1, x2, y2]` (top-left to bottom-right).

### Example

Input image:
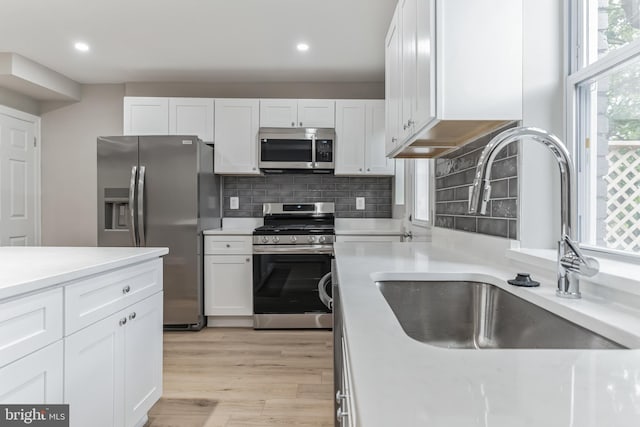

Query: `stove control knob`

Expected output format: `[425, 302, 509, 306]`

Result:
[290, 236, 297, 243]
[307, 236, 315, 243]
[272, 236, 280, 244]
[261, 236, 268, 244]
[319, 236, 327, 243]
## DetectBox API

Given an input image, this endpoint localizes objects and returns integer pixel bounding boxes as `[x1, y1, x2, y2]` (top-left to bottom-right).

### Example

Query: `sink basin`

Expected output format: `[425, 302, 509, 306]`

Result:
[376, 280, 624, 349]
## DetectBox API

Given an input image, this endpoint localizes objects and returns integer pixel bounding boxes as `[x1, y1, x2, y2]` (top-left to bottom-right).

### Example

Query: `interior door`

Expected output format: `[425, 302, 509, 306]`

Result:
[139, 136, 200, 327]
[0, 113, 36, 246]
[97, 136, 139, 247]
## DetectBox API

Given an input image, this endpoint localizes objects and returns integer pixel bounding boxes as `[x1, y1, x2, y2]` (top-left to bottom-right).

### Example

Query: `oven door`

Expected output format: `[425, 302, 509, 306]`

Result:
[253, 248, 332, 323]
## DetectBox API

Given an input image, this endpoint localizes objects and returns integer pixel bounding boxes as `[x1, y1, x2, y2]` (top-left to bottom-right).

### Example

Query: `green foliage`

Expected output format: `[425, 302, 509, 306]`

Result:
[604, 0, 640, 140]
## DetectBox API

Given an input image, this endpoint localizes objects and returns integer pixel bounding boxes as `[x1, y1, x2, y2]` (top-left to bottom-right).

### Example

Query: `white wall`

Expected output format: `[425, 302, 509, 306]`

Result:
[520, 0, 565, 248]
[40, 84, 124, 246]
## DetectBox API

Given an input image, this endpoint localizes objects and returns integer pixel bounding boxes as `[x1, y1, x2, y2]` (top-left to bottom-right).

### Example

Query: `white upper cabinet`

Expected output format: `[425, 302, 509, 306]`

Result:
[259, 99, 298, 127]
[297, 100, 335, 128]
[168, 98, 214, 142]
[214, 99, 260, 175]
[336, 100, 394, 176]
[123, 97, 169, 135]
[385, 5, 402, 155]
[386, 0, 522, 158]
[259, 99, 335, 128]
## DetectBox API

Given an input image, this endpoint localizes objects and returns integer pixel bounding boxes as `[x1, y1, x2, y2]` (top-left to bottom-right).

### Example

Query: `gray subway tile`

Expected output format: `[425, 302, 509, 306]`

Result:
[508, 177, 518, 198]
[435, 215, 454, 229]
[491, 199, 517, 218]
[508, 220, 518, 240]
[477, 218, 509, 238]
[454, 216, 477, 233]
[489, 179, 509, 198]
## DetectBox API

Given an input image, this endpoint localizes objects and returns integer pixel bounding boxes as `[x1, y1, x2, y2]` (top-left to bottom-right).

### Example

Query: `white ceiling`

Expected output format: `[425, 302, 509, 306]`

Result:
[0, 0, 397, 84]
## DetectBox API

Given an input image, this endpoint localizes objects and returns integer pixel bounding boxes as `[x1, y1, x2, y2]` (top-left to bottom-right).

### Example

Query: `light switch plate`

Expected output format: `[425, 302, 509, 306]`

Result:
[230, 197, 239, 209]
[356, 197, 365, 210]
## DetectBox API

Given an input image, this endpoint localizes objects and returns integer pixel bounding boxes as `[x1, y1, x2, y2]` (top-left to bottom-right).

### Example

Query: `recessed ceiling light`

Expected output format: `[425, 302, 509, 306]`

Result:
[296, 43, 309, 52]
[74, 42, 90, 52]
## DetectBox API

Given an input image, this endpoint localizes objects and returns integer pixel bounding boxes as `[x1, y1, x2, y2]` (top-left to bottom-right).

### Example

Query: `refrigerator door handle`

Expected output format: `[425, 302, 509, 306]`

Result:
[137, 165, 146, 246]
[128, 165, 138, 246]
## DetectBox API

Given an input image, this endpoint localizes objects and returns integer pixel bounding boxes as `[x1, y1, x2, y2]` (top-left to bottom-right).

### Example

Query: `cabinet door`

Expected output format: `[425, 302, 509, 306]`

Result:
[65, 312, 125, 427]
[259, 99, 298, 127]
[0, 341, 63, 404]
[124, 293, 163, 427]
[412, 0, 436, 130]
[385, 5, 402, 155]
[214, 99, 260, 175]
[297, 100, 335, 128]
[400, 0, 417, 142]
[204, 255, 253, 316]
[365, 101, 394, 175]
[123, 97, 169, 135]
[335, 101, 366, 175]
[168, 98, 214, 142]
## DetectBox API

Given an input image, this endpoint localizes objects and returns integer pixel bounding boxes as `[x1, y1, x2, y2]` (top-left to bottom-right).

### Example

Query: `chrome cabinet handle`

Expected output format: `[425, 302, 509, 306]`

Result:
[119, 317, 127, 326]
[403, 124, 407, 130]
[122, 285, 131, 294]
[408, 119, 414, 126]
[391, 137, 398, 143]
[129, 312, 137, 320]
[336, 390, 346, 403]
[128, 166, 138, 246]
[137, 166, 146, 246]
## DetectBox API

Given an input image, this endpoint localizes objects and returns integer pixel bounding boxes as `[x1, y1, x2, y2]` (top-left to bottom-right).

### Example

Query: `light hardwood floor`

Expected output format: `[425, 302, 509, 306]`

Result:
[147, 328, 334, 427]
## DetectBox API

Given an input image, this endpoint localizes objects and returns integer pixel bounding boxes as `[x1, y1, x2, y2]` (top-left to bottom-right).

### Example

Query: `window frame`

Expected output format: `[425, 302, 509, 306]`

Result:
[567, 0, 640, 261]
[408, 158, 434, 229]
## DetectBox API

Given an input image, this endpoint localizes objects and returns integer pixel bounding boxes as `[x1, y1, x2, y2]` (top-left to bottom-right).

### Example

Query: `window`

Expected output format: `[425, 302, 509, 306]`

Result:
[570, 0, 640, 256]
[412, 159, 432, 225]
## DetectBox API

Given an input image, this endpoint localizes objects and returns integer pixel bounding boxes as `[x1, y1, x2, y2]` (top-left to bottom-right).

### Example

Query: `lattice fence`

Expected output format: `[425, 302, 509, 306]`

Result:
[605, 142, 640, 252]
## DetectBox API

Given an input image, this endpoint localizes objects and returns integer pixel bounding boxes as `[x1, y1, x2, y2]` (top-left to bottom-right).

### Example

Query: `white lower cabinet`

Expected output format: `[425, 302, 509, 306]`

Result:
[204, 236, 253, 318]
[65, 292, 163, 427]
[0, 340, 63, 404]
[205, 255, 253, 316]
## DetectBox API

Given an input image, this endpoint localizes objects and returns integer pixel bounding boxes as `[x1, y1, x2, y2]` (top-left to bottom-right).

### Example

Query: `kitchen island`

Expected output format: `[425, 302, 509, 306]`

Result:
[0, 246, 168, 427]
[334, 238, 640, 426]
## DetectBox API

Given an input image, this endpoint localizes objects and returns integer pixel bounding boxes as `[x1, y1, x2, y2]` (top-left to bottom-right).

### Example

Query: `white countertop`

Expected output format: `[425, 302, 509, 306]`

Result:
[0, 247, 168, 300]
[335, 218, 403, 235]
[334, 240, 640, 427]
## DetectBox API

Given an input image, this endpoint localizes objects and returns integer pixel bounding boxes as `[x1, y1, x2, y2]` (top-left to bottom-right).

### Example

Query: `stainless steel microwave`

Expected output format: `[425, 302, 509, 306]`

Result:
[258, 128, 334, 172]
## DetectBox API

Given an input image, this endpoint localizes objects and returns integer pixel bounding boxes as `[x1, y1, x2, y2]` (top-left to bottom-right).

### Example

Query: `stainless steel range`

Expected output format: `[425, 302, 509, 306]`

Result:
[252, 202, 334, 329]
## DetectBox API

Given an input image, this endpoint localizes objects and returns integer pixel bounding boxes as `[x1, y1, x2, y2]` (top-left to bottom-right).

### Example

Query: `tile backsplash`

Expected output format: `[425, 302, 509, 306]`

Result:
[435, 124, 518, 239]
[222, 175, 392, 218]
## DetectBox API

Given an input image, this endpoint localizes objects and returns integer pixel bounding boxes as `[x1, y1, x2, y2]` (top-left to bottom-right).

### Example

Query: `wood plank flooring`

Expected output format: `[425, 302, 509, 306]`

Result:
[147, 328, 334, 427]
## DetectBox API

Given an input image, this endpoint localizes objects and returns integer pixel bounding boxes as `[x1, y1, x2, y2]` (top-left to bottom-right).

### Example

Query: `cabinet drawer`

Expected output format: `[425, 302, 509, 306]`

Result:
[205, 236, 252, 254]
[65, 259, 162, 335]
[0, 288, 63, 368]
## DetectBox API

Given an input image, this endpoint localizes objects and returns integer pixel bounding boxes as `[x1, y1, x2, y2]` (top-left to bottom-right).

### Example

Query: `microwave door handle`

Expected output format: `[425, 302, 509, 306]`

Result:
[311, 135, 316, 168]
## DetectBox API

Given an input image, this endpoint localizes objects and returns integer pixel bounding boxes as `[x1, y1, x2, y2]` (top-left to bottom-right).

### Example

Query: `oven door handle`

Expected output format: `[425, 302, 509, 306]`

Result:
[253, 245, 334, 255]
[318, 272, 333, 310]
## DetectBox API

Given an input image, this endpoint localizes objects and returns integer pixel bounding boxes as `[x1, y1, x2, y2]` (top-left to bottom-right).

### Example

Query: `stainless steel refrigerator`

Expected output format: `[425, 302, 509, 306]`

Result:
[97, 136, 220, 330]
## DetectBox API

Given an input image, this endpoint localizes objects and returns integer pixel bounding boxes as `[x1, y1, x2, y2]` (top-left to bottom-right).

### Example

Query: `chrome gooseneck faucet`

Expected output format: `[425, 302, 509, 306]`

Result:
[468, 126, 599, 298]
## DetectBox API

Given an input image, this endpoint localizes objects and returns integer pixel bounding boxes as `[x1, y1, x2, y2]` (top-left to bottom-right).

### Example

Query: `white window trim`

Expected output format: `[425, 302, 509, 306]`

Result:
[407, 159, 434, 229]
[566, 0, 640, 263]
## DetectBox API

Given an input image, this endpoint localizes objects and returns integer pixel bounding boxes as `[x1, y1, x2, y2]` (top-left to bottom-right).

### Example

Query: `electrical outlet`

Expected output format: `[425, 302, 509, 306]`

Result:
[356, 197, 365, 210]
[230, 197, 239, 210]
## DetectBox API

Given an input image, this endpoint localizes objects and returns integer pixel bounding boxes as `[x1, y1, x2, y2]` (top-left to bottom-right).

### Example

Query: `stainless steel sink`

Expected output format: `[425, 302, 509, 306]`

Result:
[376, 280, 624, 349]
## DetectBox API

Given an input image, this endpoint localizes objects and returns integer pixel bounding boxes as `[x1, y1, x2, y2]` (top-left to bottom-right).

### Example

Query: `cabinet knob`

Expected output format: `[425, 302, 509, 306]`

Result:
[407, 119, 414, 126]
[122, 285, 131, 294]
[226, 244, 231, 248]
[119, 317, 127, 326]
[246, 258, 250, 263]
[392, 137, 398, 143]
[403, 124, 408, 130]
[359, 168, 363, 172]
[367, 168, 370, 171]
[299, 122, 303, 126]
[291, 121, 295, 127]
[129, 312, 137, 320]
[253, 167, 256, 171]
